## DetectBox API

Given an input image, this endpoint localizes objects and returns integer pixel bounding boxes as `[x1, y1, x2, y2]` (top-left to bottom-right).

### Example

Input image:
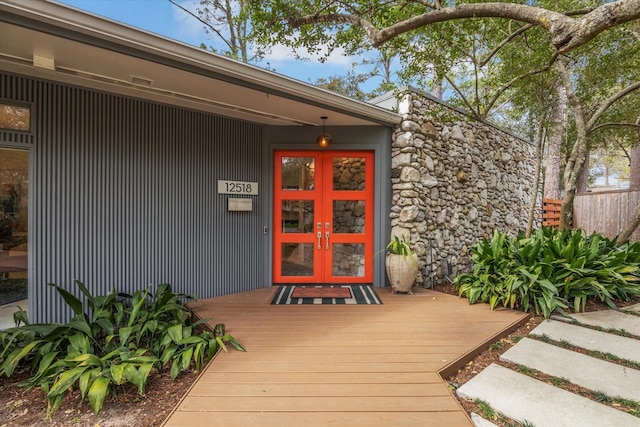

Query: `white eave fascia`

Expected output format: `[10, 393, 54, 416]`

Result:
[0, 0, 400, 126]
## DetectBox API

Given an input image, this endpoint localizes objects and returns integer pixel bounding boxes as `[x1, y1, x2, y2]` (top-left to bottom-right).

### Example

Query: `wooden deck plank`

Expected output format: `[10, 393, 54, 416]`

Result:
[165, 411, 472, 427]
[205, 361, 445, 372]
[206, 352, 460, 363]
[195, 371, 443, 384]
[176, 396, 461, 412]
[226, 337, 501, 347]
[210, 344, 471, 354]
[187, 382, 451, 397]
[163, 286, 529, 427]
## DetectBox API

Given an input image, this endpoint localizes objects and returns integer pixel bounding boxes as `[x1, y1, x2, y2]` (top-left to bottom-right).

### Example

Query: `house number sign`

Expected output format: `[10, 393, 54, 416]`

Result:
[217, 180, 258, 195]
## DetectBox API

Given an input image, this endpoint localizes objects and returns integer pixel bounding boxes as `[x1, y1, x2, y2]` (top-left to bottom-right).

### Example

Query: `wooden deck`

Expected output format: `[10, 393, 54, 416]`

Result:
[163, 286, 529, 427]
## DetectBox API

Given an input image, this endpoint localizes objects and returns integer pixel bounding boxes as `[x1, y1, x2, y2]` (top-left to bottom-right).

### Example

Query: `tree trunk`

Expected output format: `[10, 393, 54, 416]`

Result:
[543, 84, 565, 200]
[618, 120, 640, 242]
[558, 61, 589, 230]
[432, 76, 443, 100]
[577, 150, 590, 193]
[630, 120, 640, 189]
[526, 117, 544, 237]
[616, 204, 640, 243]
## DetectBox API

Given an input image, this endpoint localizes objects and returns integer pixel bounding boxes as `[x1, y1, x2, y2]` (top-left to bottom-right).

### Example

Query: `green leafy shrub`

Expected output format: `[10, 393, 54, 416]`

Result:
[453, 228, 640, 318]
[386, 235, 417, 265]
[0, 280, 244, 419]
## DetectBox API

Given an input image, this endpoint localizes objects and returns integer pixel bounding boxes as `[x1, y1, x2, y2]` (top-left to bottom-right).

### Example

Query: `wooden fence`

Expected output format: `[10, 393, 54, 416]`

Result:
[573, 190, 640, 242]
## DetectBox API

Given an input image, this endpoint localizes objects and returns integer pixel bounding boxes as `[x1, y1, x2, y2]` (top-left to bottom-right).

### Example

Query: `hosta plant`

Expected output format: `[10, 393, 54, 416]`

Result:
[0, 280, 244, 419]
[454, 228, 640, 318]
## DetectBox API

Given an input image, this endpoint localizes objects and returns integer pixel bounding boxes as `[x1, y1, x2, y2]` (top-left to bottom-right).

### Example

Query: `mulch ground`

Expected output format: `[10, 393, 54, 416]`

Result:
[0, 365, 200, 427]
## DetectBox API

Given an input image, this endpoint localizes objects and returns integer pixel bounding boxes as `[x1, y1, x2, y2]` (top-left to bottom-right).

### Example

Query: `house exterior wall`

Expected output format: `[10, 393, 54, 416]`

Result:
[1, 71, 541, 322]
[390, 90, 542, 282]
[2, 72, 266, 323]
[1, 72, 395, 323]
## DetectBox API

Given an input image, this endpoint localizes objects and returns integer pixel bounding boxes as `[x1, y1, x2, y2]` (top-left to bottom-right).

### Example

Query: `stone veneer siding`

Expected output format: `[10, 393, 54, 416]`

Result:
[390, 90, 542, 283]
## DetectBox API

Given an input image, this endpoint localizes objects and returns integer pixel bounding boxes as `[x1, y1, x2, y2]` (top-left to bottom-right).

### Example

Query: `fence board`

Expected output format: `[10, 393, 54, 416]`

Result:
[573, 190, 640, 242]
[542, 198, 562, 228]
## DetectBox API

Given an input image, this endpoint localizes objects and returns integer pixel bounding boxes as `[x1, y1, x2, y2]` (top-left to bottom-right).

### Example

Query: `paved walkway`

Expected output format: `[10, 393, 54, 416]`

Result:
[457, 305, 640, 427]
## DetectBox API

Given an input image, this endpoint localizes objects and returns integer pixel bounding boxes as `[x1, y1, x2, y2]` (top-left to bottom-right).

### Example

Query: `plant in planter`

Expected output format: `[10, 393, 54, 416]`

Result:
[385, 235, 418, 294]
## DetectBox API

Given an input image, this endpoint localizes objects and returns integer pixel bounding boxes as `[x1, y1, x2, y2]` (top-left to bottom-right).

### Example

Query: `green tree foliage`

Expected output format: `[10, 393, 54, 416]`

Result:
[171, 0, 259, 62]
[250, 0, 640, 53]
[314, 66, 374, 100]
[589, 141, 631, 188]
[249, 1, 640, 231]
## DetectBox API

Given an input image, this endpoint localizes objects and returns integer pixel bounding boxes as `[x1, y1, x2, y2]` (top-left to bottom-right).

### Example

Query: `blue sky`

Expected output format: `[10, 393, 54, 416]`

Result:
[57, 0, 370, 88]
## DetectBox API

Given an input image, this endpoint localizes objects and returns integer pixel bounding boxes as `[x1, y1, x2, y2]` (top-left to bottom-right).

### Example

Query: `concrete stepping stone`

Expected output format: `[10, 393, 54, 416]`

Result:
[457, 363, 640, 427]
[560, 310, 640, 337]
[531, 319, 640, 364]
[470, 412, 498, 427]
[500, 337, 640, 402]
[626, 303, 640, 314]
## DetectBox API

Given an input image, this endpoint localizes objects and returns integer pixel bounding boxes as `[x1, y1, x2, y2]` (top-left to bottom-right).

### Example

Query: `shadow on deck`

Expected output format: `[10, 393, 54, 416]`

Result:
[163, 286, 529, 427]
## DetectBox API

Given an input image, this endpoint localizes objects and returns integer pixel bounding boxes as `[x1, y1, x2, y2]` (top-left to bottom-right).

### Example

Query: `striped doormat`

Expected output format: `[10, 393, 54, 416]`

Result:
[271, 285, 382, 305]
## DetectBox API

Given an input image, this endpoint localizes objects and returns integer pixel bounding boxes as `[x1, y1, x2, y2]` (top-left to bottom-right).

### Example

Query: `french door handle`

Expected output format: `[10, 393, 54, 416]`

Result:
[325, 232, 330, 250]
[317, 231, 322, 249]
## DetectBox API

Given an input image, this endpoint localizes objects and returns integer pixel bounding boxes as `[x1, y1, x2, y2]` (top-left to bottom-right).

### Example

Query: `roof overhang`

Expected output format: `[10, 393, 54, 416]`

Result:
[0, 0, 399, 127]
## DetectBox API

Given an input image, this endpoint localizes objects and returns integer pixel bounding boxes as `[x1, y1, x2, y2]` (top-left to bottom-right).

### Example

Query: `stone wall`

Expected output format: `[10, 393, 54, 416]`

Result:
[390, 89, 542, 283]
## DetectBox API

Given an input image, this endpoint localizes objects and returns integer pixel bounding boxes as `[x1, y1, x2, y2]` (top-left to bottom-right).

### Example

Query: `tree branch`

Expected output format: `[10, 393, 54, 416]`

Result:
[477, 7, 594, 67]
[587, 80, 640, 131]
[481, 55, 556, 116]
[290, 12, 380, 42]
[478, 23, 533, 67]
[290, 1, 640, 54]
[614, 138, 632, 164]
[169, 0, 234, 52]
[590, 122, 640, 133]
[443, 74, 482, 120]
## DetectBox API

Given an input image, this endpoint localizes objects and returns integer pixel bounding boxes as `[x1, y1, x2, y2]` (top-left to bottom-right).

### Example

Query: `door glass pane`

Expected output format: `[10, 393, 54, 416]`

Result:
[0, 148, 28, 313]
[281, 200, 314, 233]
[332, 244, 365, 277]
[281, 243, 314, 276]
[333, 200, 365, 233]
[282, 157, 315, 190]
[333, 157, 366, 190]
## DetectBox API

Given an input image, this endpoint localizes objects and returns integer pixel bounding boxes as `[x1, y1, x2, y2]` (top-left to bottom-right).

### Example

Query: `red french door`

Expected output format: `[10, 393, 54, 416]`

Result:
[273, 150, 374, 283]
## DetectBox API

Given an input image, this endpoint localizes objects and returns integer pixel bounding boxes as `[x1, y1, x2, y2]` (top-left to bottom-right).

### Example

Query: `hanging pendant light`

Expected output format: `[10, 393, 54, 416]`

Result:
[316, 116, 332, 148]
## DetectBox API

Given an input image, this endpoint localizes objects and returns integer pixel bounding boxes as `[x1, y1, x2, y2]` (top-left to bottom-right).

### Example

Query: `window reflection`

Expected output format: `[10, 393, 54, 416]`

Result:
[333, 200, 365, 233]
[333, 157, 365, 190]
[282, 157, 314, 190]
[281, 243, 314, 276]
[281, 200, 314, 233]
[0, 148, 28, 312]
[0, 104, 30, 132]
[332, 244, 365, 277]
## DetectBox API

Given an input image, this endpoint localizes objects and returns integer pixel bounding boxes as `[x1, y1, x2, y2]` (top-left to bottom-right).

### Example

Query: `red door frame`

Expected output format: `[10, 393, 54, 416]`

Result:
[273, 150, 374, 283]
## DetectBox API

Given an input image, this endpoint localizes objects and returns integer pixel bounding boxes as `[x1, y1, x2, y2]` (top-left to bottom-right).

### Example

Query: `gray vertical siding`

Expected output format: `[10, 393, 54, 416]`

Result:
[1, 73, 264, 323]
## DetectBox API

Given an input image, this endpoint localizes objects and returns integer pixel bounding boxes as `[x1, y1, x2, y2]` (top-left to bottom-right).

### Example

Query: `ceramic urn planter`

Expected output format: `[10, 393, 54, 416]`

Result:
[386, 252, 417, 294]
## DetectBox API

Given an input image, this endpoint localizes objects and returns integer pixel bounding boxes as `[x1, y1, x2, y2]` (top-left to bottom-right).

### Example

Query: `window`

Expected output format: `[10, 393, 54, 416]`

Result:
[0, 103, 31, 132]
